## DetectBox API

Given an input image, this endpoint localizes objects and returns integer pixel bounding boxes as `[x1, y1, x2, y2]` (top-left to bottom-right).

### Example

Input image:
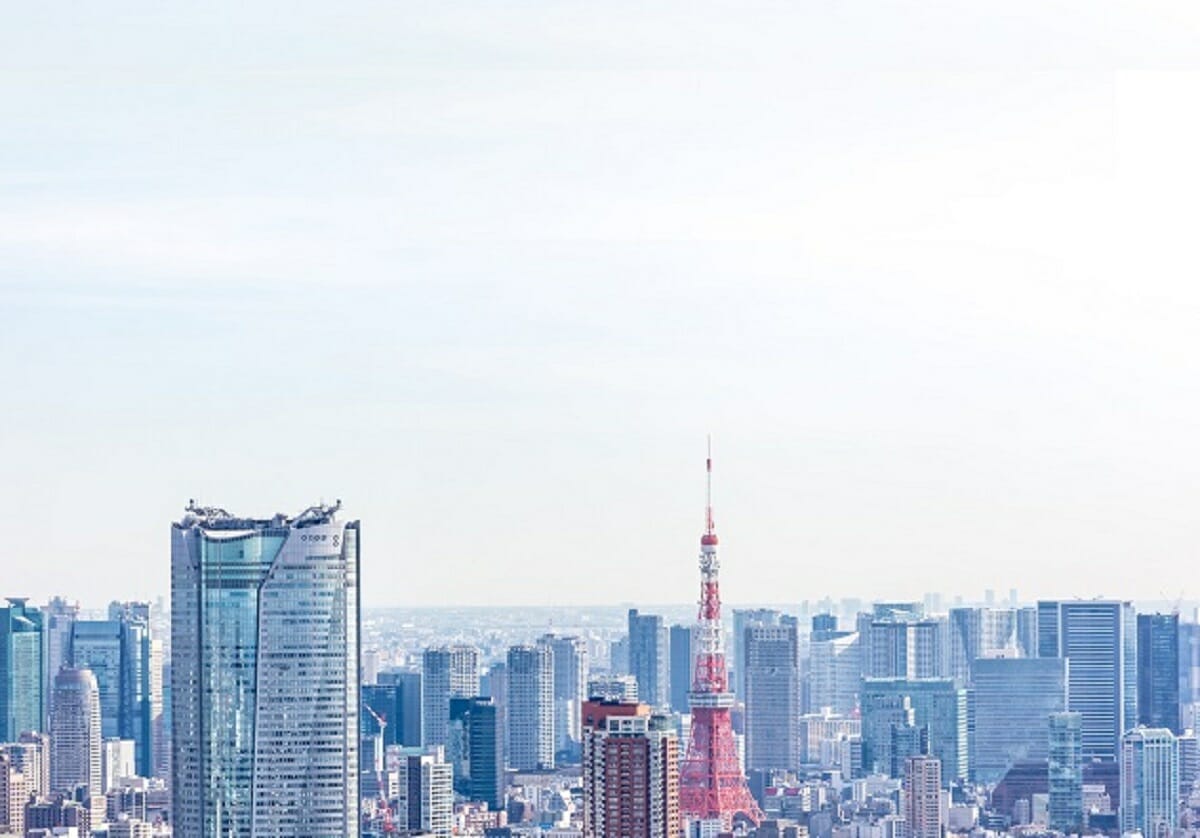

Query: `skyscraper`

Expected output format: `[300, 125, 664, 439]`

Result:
[947, 607, 1017, 684]
[582, 700, 681, 838]
[1120, 727, 1179, 837]
[743, 623, 799, 772]
[42, 596, 78, 730]
[448, 697, 503, 810]
[422, 645, 481, 748]
[669, 624, 693, 713]
[1137, 613, 1180, 733]
[0, 751, 31, 837]
[903, 755, 942, 838]
[50, 667, 102, 797]
[860, 679, 968, 785]
[0, 598, 44, 741]
[394, 747, 453, 838]
[970, 657, 1068, 783]
[377, 669, 423, 747]
[1041, 600, 1137, 761]
[541, 634, 588, 755]
[679, 449, 762, 827]
[808, 630, 860, 715]
[732, 608, 782, 700]
[1048, 712, 1082, 832]
[629, 610, 669, 709]
[507, 643, 554, 770]
[171, 501, 360, 838]
[866, 614, 944, 680]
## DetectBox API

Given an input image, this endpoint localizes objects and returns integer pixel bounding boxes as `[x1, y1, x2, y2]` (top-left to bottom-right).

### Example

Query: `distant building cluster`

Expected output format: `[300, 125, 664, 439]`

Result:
[5, 494, 1200, 838]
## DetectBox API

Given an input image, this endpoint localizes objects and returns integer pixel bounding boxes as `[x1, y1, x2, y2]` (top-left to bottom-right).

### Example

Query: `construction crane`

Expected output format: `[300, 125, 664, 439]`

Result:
[363, 702, 397, 835]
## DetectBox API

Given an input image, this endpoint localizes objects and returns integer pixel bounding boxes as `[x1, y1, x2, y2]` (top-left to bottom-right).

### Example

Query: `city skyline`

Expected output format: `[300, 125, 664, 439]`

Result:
[5, 2, 1200, 608]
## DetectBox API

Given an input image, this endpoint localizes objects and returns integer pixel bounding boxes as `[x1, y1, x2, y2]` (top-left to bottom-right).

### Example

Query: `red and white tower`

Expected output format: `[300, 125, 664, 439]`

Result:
[679, 445, 764, 829]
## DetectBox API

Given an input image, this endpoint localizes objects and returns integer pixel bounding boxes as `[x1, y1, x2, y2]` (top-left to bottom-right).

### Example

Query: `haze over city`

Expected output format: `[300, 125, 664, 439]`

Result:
[5, 2, 1200, 608]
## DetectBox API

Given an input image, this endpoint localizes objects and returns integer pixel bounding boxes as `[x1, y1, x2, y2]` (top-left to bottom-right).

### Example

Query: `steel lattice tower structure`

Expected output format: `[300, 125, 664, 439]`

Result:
[680, 447, 763, 828]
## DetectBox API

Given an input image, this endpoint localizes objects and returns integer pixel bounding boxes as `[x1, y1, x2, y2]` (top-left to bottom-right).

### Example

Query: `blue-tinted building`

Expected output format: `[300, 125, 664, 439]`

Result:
[861, 679, 968, 785]
[1137, 613, 1180, 733]
[171, 502, 360, 838]
[1120, 727, 1178, 837]
[1048, 712, 1083, 832]
[371, 671, 423, 747]
[1039, 600, 1136, 761]
[971, 657, 1068, 783]
[0, 598, 44, 740]
[627, 610, 669, 708]
[669, 624, 692, 713]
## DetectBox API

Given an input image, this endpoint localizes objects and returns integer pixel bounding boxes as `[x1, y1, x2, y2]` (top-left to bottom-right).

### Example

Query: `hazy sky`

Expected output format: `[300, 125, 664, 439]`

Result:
[4, 2, 1200, 609]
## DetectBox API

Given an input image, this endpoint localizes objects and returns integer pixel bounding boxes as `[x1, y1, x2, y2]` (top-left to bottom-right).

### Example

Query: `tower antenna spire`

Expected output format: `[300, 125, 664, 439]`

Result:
[706, 435, 714, 535]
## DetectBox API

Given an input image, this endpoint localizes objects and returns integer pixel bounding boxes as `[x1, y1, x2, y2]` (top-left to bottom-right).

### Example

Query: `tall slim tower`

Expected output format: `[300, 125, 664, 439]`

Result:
[679, 447, 762, 827]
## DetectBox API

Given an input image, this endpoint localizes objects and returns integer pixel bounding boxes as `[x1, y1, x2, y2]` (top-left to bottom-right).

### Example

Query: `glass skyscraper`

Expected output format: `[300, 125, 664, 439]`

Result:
[971, 657, 1068, 783]
[1048, 712, 1083, 832]
[171, 502, 360, 838]
[1137, 613, 1180, 733]
[860, 678, 968, 785]
[0, 598, 44, 741]
[628, 609, 669, 708]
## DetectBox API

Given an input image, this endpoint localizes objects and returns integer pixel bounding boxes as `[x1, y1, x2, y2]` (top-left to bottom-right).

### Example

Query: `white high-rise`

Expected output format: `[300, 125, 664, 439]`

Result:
[508, 644, 555, 770]
[50, 667, 102, 797]
[1120, 727, 1178, 838]
[171, 502, 360, 838]
[422, 645, 481, 747]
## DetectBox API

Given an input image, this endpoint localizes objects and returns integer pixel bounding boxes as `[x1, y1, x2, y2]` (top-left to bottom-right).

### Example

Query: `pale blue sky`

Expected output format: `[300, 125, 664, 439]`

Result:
[4, 2, 1200, 607]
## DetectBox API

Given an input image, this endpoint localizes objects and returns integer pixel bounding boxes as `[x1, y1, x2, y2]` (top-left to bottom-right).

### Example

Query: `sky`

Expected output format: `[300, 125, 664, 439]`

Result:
[3, 2, 1200, 609]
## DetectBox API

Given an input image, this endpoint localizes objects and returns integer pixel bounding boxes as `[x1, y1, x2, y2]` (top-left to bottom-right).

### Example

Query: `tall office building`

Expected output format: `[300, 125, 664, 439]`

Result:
[1048, 712, 1083, 832]
[50, 667, 102, 797]
[866, 615, 944, 680]
[377, 670, 424, 747]
[903, 755, 942, 838]
[861, 679, 968, 785]
[42, 596, 78, 729]
[582, 700, 680, 838]
[1120, 727, 1179, 837]
[1180, 620, 1200, 706]
[1137, 613, 1181, 732]
[947, 607, 1017, 683]
[394, 747, 453, 838]
[808, 631, 861, 715]
[1016, 606, 1039, 658]
[743, 624, 799, 771]
[541, 634, 588, 754]
[733, 609, 782, 700]
[1040, 600, 1136, 761]
[171, 502, 360, 838]
[507, 644, 555, 770]
[422, 645, 481, 748]
[970, 657, 1068, 783]
[0, 598, 44, 740]
[447, 697, 502, 810]
[669, 624, 693, 713]
[629, 610, 669, 709]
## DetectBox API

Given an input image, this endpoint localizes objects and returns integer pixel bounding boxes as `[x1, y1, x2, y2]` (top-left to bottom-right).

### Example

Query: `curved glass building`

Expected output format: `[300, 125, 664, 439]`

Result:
[171, 502, 360, 838]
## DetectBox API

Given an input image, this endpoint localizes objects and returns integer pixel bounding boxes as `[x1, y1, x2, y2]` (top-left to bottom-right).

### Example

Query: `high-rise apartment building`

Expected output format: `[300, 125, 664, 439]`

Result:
[541, 634, 587, 754]
[507, 643, 554, 770]
[394, 747, 454, 838]
[629, 610, 669, 709]
[1048, 712, 1083, 832]
[1119, 727, 1179, 837]
[582, 700, 681, 838]
[50, 667, 102, 797]
[588, 675, 638, 703]
[171, 502, 360, 838]
[970, 657, 1068, 783]
[2, 732, 49, 799]
[743, 624, 799, 771]
[903, 755, 942, 838]
[1137, 613, 1180, 732]
[0, 598, 44, 740]
[422, 645, 481, 748]
[0, 751, 30, 836]
[668, 624, 693, 713]
[1039, 600, 1136, 761]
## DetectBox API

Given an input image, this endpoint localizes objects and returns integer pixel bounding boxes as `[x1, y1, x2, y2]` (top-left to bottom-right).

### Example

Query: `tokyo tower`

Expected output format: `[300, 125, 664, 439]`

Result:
[679, 444, 764, 829]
